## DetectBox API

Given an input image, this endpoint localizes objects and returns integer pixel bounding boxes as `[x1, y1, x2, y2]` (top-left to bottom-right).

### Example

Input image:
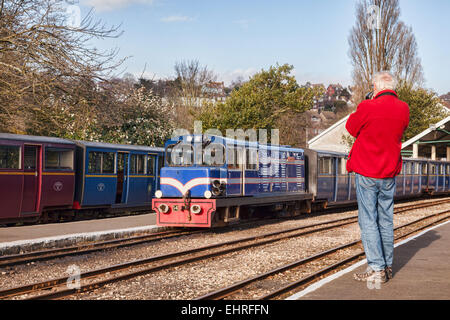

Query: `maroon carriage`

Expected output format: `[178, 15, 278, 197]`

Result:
[0, 133, 76, 224]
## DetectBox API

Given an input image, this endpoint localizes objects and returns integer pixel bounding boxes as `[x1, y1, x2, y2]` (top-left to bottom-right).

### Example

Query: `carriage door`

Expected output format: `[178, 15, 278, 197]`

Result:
[21, 145, 41, 214]
[116, 152, 129, 203]
[146, 154, 157, 201]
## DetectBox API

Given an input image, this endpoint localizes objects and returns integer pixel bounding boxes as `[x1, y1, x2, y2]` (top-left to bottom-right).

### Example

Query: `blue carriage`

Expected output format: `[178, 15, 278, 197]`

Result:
[73, 141, 164, 213]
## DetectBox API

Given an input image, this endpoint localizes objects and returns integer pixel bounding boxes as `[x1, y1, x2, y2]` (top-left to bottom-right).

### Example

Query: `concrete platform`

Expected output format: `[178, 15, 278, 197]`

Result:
[288, 220, 450, 300]
[0, 213, 166, 255]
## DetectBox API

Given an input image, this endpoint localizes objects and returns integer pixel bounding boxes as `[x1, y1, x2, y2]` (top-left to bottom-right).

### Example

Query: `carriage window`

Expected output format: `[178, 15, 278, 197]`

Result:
[406, 163, 411, 175]
[447, 165, 450, 175]
[422, 163, 427, 174]
[102, 152, 115, 174]
[440, 165, 444, 175]
[339, 158, 347, 175]
[319, 157, 333, 174]
[414, 163, 419, 174]
[430, 164, 436, 175]
[147, 156, 155, 175]
[202, 144, 226, 166]
[88, 151, 115, 174]
[158, 155, 164, 173]
[166, 144, 194, 166]
[45, 148, 73, 170]
[246, 148, 258, 170]
[130, 154, 145, 174]
[0, 145, 21, 169]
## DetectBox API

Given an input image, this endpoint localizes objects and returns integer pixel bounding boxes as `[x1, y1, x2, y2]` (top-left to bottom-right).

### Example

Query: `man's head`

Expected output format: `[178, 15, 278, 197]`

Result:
[372, 71, 397, 96]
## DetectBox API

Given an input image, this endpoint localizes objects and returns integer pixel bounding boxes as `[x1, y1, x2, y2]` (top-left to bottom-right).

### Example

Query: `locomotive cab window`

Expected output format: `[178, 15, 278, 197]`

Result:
[227, 146, 244, 169]
[0, 145, 21, 169]
[246, 148, 258, 170]
[202, 144, 225, 166]
[166, 143, 193, 166]
[45, 148, 74, 170]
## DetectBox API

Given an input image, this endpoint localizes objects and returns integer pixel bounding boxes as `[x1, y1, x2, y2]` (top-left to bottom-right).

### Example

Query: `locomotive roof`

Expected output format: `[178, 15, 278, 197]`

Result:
[0, 133, 75, 145]
[167, 134, 304, 152]
[75, 140, 164, 152]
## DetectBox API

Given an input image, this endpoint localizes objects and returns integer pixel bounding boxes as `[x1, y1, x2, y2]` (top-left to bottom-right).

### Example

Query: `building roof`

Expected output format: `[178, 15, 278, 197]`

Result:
[401, 115, 450, 149]
[307, 114, 350, 145]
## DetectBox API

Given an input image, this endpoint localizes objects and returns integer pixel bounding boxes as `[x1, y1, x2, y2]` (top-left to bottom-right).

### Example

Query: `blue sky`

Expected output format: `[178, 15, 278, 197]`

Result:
[78, 0, 450, 95]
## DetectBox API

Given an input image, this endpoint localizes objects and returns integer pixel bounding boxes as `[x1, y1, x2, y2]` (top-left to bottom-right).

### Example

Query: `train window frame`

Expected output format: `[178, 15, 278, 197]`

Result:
[338, 158, 347, 175]
[430, 164, 436, 175]
[166, 143, 194, 167]
[406, 162, 412, 175]
[45, 147, 74, 171]
[414, 162, 419, 175]
[0, 145, 21, 170]
[319, 157, 334, 175]
[421, 163, 427, 175]
[447, 165, 450, 175]
[245, 147, 259, 171]
[147, 155, 156, 176]
[227, 145, 245, 170]
[440, 164, 444, 175]
[130, 154, 145, 175]
[87, 151, 116, 174]
[201, 143, 226, 167]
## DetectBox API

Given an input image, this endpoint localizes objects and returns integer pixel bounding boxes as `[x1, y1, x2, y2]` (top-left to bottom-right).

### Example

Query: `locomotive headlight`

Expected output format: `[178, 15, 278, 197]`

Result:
[204, 190, 212, 199]
[190, 205, 202, 214]
[212, 179, 221, 188]
[212, 187, 221, 196]
[155, 190, 163, 198]
[158, 203, 170, 213]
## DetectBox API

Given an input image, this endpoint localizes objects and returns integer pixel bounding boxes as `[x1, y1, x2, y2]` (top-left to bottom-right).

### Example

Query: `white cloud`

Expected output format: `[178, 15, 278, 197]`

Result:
[222, 68, 258, 86]
[82, 0, 155, 12]
[160, 15, 194, 23]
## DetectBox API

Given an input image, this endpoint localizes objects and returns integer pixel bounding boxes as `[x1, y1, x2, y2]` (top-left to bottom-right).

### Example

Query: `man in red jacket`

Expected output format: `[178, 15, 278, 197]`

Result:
[345, 71, 409, 285]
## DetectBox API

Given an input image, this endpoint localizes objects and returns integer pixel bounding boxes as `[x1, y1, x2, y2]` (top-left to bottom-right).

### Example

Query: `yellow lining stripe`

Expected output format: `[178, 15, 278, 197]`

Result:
[42, 172, 75, 176]
[86, 175, 117, 178]
[129, 175, 155, 178]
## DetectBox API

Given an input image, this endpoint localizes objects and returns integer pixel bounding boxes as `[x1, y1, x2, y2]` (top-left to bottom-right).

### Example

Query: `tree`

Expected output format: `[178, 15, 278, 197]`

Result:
[0, 0, 123, 134]
[198, 64, 322, 143]
[397, 81, 448, 141]
[348, 0, 424, 104]
[91, 84, 175, 147]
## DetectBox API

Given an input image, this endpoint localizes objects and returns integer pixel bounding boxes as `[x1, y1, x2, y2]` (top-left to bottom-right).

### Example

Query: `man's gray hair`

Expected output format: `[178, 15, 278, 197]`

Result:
[373, 71, 397, 91]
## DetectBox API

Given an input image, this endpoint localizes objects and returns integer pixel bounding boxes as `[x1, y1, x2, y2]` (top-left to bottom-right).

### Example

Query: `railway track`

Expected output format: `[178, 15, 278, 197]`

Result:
[196, 209, 450, 300]
[0, 197, 449, 300]
[1, 197, 448, 269]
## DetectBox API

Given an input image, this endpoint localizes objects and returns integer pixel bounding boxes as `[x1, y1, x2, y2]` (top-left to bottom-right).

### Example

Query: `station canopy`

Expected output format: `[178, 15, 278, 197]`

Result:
[402, 116, 450, 160]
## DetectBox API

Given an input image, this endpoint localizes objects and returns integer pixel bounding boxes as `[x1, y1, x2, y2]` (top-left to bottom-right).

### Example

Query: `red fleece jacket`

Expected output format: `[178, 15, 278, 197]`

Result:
[345, 89, 410, 178]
